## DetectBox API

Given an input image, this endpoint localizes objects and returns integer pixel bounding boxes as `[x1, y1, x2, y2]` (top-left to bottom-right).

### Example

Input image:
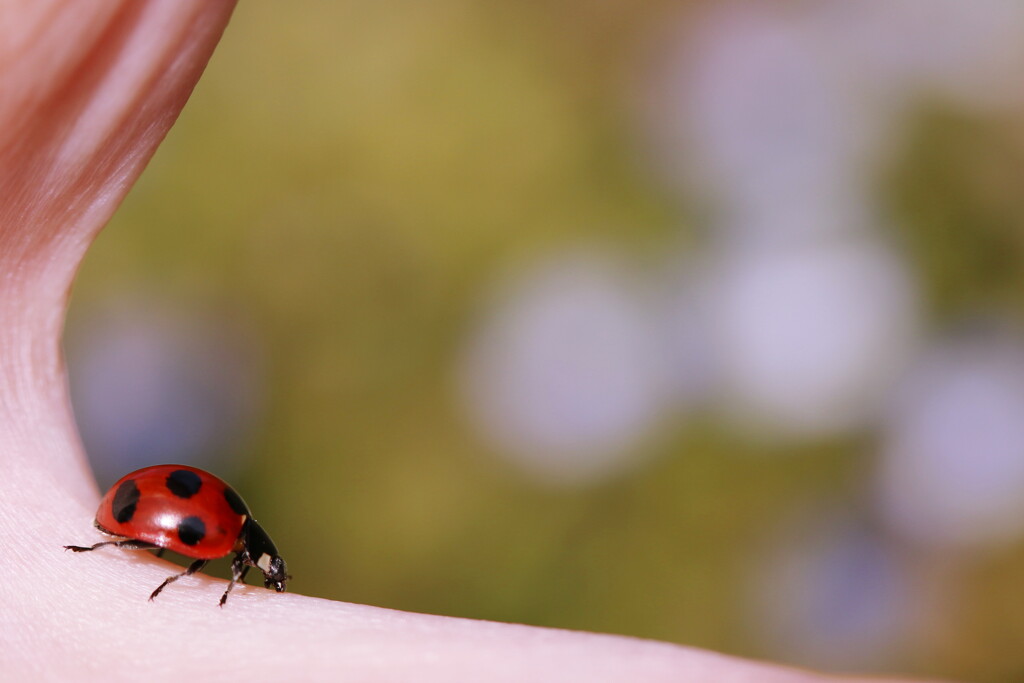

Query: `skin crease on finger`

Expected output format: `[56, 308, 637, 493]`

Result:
[0, 2, 952, 681]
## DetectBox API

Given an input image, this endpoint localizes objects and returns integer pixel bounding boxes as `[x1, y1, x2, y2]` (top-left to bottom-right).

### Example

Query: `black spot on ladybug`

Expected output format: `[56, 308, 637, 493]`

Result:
[177, 516, 206, 546]
[111, 479, 140, 523]
[166, 469, 203, 498]
[223, 487, 249, 516]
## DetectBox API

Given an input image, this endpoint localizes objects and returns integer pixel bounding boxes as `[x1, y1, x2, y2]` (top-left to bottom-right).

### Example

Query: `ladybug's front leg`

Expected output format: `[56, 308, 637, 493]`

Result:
[219, 553, 251, 607]
[149, 558, 208, 602]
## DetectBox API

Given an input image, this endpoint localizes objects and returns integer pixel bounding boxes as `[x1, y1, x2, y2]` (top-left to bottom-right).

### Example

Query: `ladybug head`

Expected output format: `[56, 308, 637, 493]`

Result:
[244, 519, 289, 593]
[262, 555, 289, 592]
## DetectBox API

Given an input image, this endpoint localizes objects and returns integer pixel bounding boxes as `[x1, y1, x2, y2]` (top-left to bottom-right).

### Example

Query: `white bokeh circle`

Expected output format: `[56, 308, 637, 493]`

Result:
[877, 333, 1024, 549]
[459, 248, 675, 484]
[707, 238, 919, 437]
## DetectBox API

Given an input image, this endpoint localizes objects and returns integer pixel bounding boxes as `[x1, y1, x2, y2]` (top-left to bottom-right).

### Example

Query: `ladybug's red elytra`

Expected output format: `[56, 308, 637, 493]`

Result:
[65, 464, 288, 606]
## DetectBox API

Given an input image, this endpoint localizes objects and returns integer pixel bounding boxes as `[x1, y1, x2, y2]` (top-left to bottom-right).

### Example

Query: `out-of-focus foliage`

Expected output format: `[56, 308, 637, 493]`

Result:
[887, 108, 1024, 318]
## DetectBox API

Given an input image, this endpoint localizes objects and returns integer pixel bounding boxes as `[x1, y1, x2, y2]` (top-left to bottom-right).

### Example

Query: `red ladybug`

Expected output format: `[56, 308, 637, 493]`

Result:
[65, 464, 288, 606]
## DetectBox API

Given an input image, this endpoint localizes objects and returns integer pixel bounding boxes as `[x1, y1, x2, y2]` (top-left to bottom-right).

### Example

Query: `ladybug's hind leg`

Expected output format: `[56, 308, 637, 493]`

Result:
[149, 558, 208, 602]
[64, 540, 161, 552]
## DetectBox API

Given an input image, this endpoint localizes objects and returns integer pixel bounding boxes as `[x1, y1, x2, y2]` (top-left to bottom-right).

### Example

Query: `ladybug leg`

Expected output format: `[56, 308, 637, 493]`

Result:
[154, 548, 166, 558]
[219, 555, 252, 607]
[149, 558, 208, 602]
[64, 540, 161, 552]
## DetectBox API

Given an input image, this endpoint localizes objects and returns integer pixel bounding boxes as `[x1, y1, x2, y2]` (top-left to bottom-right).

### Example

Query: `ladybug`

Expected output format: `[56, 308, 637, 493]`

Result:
[65, 464, 288, 606]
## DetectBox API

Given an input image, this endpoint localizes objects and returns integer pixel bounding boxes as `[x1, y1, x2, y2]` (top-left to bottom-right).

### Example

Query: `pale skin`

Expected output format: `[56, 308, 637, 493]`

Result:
[0, 1, 950, 680]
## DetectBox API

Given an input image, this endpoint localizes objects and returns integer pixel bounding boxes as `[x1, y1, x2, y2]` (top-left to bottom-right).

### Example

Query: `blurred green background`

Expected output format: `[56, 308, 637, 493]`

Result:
[67, 3, 1024, 681]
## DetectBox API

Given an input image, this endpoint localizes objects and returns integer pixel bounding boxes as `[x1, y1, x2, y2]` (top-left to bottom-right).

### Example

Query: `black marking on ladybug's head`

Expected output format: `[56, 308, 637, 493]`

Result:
[166, 469, 203, 498]
[111, 479, 140, 523]
[223, 486, 249, 516]
[177, 515, 207, 546]
[244, 519, 288, 593]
